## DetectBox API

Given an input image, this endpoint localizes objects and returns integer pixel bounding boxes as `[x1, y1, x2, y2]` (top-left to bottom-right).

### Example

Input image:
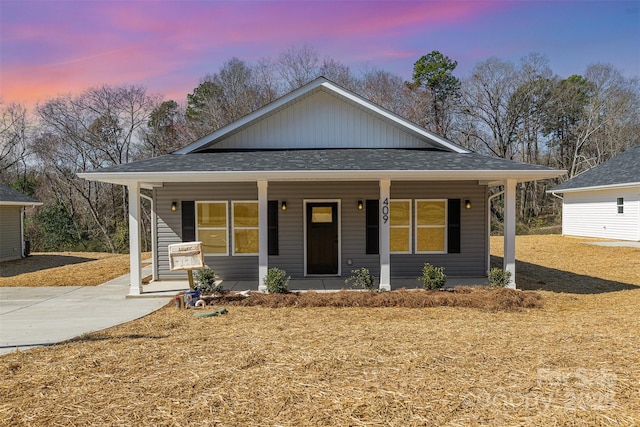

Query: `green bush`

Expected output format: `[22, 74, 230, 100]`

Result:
[194, 267, 222, 294]
[418, 263, 447, 290]
[345, 267, 376, 292]
[488, 267, 512, 288]
[264, 267, 290, 294]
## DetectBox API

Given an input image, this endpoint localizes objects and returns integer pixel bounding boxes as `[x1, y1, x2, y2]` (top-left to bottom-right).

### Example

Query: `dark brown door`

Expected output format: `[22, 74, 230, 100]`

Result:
[306, 202, 338, 275]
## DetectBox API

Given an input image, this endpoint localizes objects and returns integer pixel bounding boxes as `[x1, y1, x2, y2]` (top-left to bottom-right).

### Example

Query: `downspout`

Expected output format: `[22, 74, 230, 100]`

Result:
[487, 190, 505, 273]
[20, 206, 25, 258]
[140, 193, 157, 282]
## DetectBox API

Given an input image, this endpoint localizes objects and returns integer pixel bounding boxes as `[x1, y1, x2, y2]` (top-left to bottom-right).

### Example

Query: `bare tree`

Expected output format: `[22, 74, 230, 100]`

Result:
[0, 102, 30, 181]
[276, 44, 320, 91]
[33, 84, 158, 252]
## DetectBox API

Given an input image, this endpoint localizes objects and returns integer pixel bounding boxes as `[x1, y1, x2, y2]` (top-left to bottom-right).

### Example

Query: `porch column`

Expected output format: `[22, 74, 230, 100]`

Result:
[128, 181, 143, 295]
[379, 179, 391, 291]
[503, 179, 517, 289]
[257, 180, 268, 292]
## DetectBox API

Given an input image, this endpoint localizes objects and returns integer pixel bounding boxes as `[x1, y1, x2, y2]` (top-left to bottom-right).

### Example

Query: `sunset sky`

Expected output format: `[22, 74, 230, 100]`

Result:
[1, 0, 638, 108]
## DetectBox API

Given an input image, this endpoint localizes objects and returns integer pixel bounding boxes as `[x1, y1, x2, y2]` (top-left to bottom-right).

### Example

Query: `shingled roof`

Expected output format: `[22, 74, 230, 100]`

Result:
[551, 146, 640, 192]
[0, 184, 41, 206]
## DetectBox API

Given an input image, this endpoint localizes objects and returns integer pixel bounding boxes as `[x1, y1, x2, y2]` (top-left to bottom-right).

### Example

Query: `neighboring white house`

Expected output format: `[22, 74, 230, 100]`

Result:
[0, 184, 42, 262]
[79, 77, 565, 294]
[549, 146, 640, 242]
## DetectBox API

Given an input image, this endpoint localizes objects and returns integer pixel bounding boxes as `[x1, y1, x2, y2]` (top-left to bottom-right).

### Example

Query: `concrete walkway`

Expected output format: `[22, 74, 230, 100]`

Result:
[0, 267, 173, 355]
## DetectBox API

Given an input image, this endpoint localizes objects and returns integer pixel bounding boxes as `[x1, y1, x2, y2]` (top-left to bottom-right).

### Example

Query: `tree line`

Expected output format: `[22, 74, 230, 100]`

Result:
[1, 45, 638, 252]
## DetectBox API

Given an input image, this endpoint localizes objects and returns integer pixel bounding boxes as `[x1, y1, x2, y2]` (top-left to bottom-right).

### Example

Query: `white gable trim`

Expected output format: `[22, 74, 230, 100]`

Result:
[174, 77, 469, 155]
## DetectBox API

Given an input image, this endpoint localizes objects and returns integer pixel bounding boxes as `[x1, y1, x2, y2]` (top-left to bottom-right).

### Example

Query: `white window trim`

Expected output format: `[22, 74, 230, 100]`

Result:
[196, 201, 229, 256]
[414, 199, 448, 254]
[232, 200, 259, 256]
[389, 199, 412, 254]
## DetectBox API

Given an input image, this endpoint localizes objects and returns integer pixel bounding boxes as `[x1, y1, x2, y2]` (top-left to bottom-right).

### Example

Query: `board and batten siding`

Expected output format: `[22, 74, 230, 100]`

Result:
[155, 182, 258, 280]
[390, 181, 487, 278]
[0, 205, 22, 262]
[562, 187, 640, 241]
[213, 90, 430, 150]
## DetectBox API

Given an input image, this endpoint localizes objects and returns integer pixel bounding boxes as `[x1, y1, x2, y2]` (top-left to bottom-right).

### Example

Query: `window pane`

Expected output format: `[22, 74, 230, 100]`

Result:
[390, 201, 410, 226]
[234, 203, 258, 227]
[617, 198, 624, 205]
[390, 228, 410, 252]
[198, 203, 226, 227]
[234, 229, 259, 254]
[417, 201, 445, 225]
[417, 228, 445, 252]
[312, 206, 333, 223]
[198, 229, 227, 254]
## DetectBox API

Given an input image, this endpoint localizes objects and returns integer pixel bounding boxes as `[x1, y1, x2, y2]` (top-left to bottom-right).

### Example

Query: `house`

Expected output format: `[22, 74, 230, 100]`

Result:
[79, 77, 564, 294]
[549, 146, 640, 241]
[0, 184, 42, 262]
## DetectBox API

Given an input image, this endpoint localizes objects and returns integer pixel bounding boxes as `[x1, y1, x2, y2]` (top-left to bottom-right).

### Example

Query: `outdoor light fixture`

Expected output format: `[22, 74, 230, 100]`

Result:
[171, 201, 178, 212]
[281, 201, 287, 211]
[357, 200, 363, 210]
[465, 199, 472, 209]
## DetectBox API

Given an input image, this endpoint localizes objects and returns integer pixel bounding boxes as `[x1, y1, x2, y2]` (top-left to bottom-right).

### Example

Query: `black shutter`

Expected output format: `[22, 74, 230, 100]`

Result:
[181, 201, 196, 242]
[447, 199, 461, 253]
[366, 199, 379, 254]
[268, 200, 279, 255]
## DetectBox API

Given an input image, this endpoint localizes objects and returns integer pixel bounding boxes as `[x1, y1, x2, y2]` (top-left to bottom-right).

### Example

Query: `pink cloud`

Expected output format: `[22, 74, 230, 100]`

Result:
[0, 0, 511, 108]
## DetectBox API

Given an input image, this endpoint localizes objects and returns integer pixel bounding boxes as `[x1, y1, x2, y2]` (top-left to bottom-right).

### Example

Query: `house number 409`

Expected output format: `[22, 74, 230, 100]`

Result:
[382, 198, 389, 224]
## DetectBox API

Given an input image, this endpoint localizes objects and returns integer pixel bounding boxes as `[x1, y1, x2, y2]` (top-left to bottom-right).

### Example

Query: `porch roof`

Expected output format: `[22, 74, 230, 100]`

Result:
[79, 148, 564, 186]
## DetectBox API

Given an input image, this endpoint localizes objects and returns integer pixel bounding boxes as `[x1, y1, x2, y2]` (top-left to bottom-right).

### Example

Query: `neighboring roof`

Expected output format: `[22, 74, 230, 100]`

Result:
[174, 77, 470, 155]
[0, 184, 42, 206]
[550, 146, 640, 193]
[79, 148, 564, 186]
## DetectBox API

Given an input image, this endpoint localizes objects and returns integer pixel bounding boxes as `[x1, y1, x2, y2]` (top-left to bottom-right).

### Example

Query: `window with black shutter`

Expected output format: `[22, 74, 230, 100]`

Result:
[181, 201, 195, 242]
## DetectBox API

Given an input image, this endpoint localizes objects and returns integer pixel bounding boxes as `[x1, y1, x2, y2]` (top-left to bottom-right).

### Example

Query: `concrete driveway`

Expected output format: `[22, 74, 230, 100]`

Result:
[0, 268, 173, 355]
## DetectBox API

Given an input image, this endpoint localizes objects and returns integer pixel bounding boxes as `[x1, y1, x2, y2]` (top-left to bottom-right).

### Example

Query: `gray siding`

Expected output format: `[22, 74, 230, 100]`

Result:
[390, 181, 487, 277]
[154, 180, 488, 281]
[155, 182, 258, 280]
[0, 206, 22, 262]
[268, 181, 381, 278]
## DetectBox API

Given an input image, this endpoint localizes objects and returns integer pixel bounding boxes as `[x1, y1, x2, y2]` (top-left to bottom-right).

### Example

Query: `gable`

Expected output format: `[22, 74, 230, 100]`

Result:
[210, 89, 433, 150]
[177, 77, 469, 154]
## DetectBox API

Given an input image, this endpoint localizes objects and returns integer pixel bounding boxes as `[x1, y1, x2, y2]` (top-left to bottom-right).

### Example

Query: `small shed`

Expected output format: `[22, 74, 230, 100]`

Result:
[0, 184, 42, 261]
[549, 146, 640, 241]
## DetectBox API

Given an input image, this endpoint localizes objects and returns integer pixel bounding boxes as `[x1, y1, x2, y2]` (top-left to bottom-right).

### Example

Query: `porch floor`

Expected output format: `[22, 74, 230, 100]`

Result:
[136, 276, 488, 297]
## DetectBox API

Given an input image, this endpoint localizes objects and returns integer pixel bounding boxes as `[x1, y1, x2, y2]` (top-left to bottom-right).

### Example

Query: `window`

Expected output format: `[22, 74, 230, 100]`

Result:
[617, 197, 624, 214]
[415, 200, 447, 253]
[389, 200, 411, 253]
[232, 201, 259, 255]
[197, 202, 228, 255]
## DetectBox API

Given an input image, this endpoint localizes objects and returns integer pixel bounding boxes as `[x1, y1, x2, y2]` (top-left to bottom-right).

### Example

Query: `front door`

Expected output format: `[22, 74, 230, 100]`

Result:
[306, 202, 339, 275]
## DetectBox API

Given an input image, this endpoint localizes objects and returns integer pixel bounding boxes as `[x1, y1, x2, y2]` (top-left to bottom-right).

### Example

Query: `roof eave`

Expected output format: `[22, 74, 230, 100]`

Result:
[548, 181, 640, 194]
[0, 201, 43, 206]
[79, 169, 565, 186]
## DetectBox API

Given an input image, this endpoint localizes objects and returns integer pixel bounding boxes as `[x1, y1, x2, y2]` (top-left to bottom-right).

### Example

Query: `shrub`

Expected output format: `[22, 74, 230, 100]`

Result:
[345, 267, 376, 292]
[418, 263, 447, 290]
[194, 267, 222, 294]
[264, 267, 290, 294]
[488, 267, 512, 288]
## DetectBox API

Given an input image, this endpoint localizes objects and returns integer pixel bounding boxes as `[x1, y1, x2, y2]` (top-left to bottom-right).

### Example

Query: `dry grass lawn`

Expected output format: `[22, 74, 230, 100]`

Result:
[0, 252, 151, 287]
[1, 235, 639, 426]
